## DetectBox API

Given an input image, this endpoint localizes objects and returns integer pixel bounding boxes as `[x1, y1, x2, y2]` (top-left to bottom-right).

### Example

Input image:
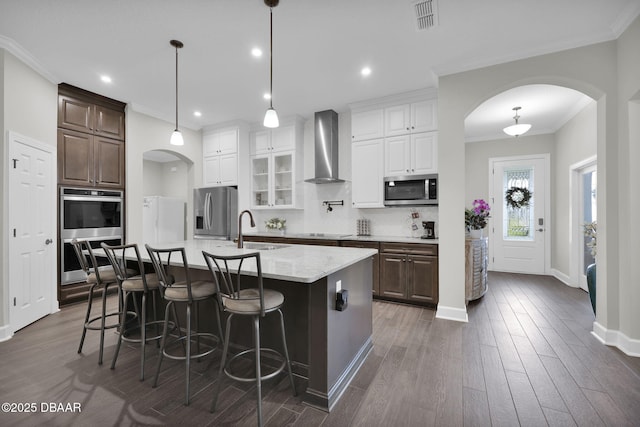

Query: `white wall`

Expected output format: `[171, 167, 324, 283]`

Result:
[142, 159, 189, 200]
[553, 101, 597, 276]
[126, 109, 201, 244]
[0, 50, 57, 334]
[465, 133, 555, 205]
[616, 15, 640, 346]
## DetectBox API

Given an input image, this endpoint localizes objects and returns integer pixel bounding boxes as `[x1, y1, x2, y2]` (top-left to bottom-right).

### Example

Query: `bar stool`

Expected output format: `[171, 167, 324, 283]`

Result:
[202, 250, 296, 427]
[101, 243, 166, 381]
[71, 239, 134, 365]
[145, 244, 224, 406]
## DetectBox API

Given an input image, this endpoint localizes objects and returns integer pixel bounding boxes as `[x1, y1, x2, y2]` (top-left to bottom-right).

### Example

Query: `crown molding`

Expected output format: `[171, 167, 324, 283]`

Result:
[0, 35, 58, 84]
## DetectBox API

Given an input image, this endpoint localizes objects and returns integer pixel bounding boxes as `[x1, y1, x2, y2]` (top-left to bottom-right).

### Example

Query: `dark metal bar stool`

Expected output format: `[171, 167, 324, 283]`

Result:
[71, 239, 134, 365]
[145, 244, 224, 406]
[101, 242, 166, 381]
[202, 250, 296, 427]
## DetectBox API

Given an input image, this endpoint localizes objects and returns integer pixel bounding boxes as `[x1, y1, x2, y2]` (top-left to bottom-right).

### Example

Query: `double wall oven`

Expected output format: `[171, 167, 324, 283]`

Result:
[59, 187, 123, 284]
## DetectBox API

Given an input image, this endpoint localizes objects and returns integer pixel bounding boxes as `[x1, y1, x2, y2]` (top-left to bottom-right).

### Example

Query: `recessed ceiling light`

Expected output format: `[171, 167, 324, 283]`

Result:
[100, 75, 112, 83]
[194, 111, 202, 117]
[361, 67, 372, 77]
[252, 48, 263, 57]
[263, 93, 271, 100]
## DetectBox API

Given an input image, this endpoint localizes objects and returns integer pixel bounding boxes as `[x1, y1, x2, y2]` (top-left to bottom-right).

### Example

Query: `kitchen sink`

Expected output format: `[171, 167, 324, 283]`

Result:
[243, 242, 289, 251]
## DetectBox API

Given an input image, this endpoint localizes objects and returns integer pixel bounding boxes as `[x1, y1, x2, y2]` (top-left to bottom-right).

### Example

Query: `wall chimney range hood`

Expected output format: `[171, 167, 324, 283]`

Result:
[305, 110, 344, 184]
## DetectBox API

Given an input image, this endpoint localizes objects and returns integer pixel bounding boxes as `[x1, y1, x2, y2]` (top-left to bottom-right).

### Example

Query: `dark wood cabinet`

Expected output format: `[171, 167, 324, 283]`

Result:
[58, 91, 125, 141]
[57, 129, 124, 188]
[242, 235, 436, 305]
[57, 84, 126, 189]
[379, 242, 438, 306]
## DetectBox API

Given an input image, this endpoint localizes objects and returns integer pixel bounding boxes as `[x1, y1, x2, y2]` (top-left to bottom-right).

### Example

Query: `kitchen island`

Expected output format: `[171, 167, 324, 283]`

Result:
[146, 239, 377, 412]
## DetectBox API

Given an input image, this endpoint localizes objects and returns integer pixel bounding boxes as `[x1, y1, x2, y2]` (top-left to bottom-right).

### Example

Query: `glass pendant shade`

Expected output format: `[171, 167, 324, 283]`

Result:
[170, 129, 184, 146]
[263, 107, 279, 128]
[503, 106, 531, 137]
[503, 123, 532, 137]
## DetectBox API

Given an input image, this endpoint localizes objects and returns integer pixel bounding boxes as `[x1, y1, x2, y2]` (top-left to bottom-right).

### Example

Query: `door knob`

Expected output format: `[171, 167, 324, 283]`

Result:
[536, 228, 544, 232]
[45, 238, 53, 245]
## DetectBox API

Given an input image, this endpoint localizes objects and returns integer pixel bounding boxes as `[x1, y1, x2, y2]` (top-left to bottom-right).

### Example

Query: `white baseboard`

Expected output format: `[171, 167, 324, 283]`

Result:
[0, 325, 13, 342]
[592, 321, 640, 357]
[435, 305, 468, 323]
[550, 269, 578, 288]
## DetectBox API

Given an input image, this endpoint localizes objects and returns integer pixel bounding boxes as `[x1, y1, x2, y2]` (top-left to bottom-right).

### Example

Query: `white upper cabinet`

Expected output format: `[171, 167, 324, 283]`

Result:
[384, 131, 437, 176]
[203, 128, 238, 156]
[384, 100, 437, 137]
[352, 139, 385, 208]
[203, 126, 239, 186]
[351, 109, 384, 141]
[203, 153, 238, 186]
[251, 124, 296, 155]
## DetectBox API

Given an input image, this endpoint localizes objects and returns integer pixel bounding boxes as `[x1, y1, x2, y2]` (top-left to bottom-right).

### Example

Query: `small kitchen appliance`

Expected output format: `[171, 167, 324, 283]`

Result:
[421, 221, 436, 239]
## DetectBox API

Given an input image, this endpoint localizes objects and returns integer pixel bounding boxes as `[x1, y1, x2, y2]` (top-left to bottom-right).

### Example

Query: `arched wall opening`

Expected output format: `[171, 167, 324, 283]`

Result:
[437, 57, 616, 335]
[463, 84, 597, 290]
[141, 149, 194, 242]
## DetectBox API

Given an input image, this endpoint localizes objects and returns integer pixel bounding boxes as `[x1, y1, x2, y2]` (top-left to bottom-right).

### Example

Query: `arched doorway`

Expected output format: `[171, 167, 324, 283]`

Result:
[142, 149, 194, 241]
[464, 84, 596, 285]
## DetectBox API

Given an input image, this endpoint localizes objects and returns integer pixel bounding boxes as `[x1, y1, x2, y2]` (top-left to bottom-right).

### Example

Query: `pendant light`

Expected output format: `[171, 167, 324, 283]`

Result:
[263, 0, 280, 128]
[170, 39, 184, 146]
[503, 106, 531, 137]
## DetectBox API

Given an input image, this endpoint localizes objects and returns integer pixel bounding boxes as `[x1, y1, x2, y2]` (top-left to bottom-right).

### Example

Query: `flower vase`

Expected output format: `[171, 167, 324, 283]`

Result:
[586, 263, 596, 315]
[469, 228, 484, 239]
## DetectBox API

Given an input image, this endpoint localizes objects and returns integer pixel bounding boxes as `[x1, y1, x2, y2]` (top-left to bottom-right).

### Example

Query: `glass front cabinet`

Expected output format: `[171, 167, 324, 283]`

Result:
[249, 118, 303, 209]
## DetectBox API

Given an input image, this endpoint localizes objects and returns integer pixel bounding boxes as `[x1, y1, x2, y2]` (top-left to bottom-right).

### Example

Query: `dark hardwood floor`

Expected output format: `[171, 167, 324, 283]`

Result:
[1, 272, 639, 426]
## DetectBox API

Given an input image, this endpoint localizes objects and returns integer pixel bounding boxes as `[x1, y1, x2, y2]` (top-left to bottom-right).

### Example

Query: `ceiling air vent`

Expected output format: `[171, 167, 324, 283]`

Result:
[414, 0, 438, 30]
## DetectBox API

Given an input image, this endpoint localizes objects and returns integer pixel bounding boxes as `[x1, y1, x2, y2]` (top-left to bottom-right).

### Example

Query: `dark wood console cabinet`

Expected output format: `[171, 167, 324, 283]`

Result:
[379, 242, 438, 306]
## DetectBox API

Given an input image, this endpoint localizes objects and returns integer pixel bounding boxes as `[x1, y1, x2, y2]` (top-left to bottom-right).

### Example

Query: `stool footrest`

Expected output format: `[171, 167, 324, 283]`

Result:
[161, 332, 220, 361]
[224, 348, 287, 383]
[120, 320, 173, 344]
[85, 311, 135, 331]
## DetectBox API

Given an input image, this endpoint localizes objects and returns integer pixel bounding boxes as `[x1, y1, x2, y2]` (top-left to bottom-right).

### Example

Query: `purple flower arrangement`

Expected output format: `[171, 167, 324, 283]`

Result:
[465, 199, 491, 230]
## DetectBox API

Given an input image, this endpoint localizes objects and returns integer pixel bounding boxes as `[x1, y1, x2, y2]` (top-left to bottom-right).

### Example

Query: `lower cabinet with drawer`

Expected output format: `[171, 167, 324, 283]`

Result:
[379, 242, 438, 306]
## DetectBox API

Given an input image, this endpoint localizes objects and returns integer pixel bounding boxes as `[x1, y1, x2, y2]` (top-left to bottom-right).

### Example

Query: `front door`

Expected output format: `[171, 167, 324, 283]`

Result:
[8, 132, 57, 333]
[489, 155, 549, 274]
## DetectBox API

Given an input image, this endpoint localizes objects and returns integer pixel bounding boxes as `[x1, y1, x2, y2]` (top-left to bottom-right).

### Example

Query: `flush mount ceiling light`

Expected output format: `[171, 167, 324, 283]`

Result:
[170, 39, 184, 146]
[263, 0, 279, 128]
[503, 106, 532, 137]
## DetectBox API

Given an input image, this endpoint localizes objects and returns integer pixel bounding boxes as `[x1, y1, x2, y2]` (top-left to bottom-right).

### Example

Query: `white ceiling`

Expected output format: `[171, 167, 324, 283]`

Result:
[1, 0, 638, 141]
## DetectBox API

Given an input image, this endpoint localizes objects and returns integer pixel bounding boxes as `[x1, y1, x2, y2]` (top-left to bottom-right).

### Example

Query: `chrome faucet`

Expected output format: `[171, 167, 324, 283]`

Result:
[237, 210, 255, 248]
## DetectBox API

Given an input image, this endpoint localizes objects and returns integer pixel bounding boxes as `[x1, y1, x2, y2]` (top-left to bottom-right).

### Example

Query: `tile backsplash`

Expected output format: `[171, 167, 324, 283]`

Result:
[251, 181, 439, 238]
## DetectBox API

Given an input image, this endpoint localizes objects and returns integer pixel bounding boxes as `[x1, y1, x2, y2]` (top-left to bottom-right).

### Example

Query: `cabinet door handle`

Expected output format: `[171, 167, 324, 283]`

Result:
[411, 126, 415, 129]
[406, 127, 410, 131]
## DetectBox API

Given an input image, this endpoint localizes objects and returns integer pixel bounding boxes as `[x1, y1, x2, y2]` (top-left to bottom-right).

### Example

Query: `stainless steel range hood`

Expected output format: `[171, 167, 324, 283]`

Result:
[305, 109, 344, 184]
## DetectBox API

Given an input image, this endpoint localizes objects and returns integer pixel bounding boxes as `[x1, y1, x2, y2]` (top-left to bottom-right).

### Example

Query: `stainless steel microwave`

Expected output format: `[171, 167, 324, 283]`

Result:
[384, 174, 438, 206]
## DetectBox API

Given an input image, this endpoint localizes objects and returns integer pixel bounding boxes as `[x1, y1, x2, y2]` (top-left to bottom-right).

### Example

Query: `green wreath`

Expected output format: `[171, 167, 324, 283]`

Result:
[505, 186, 532, 209]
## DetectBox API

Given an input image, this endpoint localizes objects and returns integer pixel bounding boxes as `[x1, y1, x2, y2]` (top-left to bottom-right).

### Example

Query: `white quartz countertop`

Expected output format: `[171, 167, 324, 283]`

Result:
[145, 239, 378, 284]
[244, 232, 438, 245]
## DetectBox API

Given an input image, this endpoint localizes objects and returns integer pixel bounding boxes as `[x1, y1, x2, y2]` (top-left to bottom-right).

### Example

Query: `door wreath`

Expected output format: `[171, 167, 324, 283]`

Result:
[505, 186, 532, 209]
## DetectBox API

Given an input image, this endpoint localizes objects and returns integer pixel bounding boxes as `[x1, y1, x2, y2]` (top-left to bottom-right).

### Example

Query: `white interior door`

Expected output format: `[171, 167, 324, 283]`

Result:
[490, 155, 549, 274]
[8, 131, 57, 333]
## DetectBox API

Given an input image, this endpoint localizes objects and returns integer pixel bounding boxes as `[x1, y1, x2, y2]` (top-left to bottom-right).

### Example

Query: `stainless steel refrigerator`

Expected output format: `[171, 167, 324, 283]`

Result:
[193, 186, 238, 239]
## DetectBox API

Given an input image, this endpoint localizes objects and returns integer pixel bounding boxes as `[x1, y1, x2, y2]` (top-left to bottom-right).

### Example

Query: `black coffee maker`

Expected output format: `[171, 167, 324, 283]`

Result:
[421, 221, 436, 239]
